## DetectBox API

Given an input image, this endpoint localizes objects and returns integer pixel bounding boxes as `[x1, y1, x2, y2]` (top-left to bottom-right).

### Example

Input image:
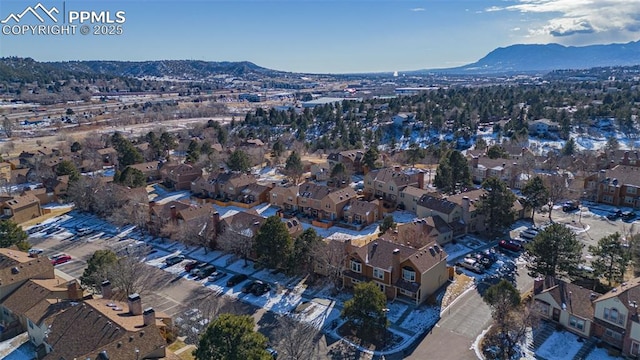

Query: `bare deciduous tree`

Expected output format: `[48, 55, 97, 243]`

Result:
[216, 222, 254, 266]
[543, 174, 568, 222]
[274, 316, 320, 360]
[108, 252, 155, 297]
[313, 240, 348, 291]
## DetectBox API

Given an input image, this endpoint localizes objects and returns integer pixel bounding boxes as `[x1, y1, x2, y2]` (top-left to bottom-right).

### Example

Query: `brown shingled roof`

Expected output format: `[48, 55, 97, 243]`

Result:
[352, 238, 447, 274]
[541, 279, 600, 321]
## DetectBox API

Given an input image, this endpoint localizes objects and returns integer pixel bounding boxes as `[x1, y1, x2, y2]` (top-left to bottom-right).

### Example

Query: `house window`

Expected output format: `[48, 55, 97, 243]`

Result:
[535, 300, 550, 316]
[632, 341, 640, 356]
[402, 267, 416, 282]
[605, 328, 623, 341]
[272, 194, 277, 198]
[603, 195, 614, 203]
[399, 288, 414, 297]
[604, 307, 624, 325]
[3, 208, 11, 217]
[569, 316, 585, 331]
[351, 278, 361, 285]
[350, 260, 362, 273]
[373, 268, 384, 280]
[389, 186, 394, 191]
[625, 196, 634, 204]
[627, 187, 637, 195]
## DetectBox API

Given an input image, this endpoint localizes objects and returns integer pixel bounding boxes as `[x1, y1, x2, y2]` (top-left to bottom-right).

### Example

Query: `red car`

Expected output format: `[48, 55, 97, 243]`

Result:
[50, 254, 72, 265]
[498, 240, 523, 252]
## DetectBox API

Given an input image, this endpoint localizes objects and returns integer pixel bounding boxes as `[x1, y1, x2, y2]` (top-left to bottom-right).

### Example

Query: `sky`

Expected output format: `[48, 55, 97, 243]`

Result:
[1, 0, 640, 74]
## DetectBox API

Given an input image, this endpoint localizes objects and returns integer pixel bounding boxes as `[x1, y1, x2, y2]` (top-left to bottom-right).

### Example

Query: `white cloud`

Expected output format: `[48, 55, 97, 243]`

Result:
[410, 7, 425, 12]
[485, 0, 640, 41]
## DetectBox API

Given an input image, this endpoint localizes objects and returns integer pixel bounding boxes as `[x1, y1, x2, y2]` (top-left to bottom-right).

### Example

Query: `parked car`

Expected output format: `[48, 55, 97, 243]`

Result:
[622, 211, 636, 222]
[607, 209, 623, 220]
[251, 281, 271, 296]
[28, 248, 44, 257]
[195, 265, 217, 279]
[562, 201, 580, 212]
[189, 262, 207, 275]
[499, 240, 523, 252]
[226, 273, 248, 287]
[208, 271, 226, 282]
[76, 228, 93, 236]
[165, 255, 185, 266]
[50, 254, 72, 265]
[242, 280, 262, 293]
[458, 258, 485, 274]
[482, 248, 498, 264]
[184, 260, 200, 272]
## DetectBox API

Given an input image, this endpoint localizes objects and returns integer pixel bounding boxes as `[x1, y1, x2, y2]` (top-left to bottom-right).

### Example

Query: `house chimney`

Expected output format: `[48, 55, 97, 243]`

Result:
[417, 171, 425, 189]
[143, 307, 156, 326]
[170, 205, 177, 218]
[127, 293, 142, 315]
[391, 248, 401, 284]
[271, 182, 276, 189]
[212, 212, 220, 233]
[101, 280, 112, 299]
[462, 196, 470, 213]
[533, 277, 544, 295]
[394, 165, 401, 172]
[66, 280, 82, 300]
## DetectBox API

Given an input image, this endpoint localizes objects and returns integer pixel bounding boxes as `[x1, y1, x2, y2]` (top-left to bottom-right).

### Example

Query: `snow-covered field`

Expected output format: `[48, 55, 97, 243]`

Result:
[536, 330, 584, 360]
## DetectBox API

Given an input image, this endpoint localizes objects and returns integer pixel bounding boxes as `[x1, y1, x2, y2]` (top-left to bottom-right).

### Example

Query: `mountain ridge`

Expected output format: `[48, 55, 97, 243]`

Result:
[426, 40, 640, 74]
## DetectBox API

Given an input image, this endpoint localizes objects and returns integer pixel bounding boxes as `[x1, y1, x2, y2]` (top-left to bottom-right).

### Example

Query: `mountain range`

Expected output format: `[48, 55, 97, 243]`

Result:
[430, 40, 640, 74]
[3, 40, 640, 82]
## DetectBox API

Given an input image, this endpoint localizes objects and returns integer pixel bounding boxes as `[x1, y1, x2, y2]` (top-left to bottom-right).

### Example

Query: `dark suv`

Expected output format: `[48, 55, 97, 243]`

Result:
[227, 273, 248, 287]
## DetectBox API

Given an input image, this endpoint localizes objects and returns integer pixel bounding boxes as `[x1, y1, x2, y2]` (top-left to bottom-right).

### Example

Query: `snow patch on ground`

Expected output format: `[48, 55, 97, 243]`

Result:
[537, 330, 584, 360]
[585, 346, 623, 360]
[400, 306, 440, 333]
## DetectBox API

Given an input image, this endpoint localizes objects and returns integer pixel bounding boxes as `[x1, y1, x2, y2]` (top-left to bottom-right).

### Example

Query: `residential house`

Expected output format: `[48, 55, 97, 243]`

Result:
[416, 195, 462, 224]
[385, 218, 446, 248]
[596, 165, 640, 208]
[191, 172, 256, 200]
[342, 238, 449, 305]
[327, 149, 365, 174]
[364, 167, 425, 205]
[342, 200, 380, 227]
[321, 186, 357, 221]
[393, 113, 415, 127]
[399, 186, 433, 213]
[532, 278, 600, 339]
[127, 161, 161, 182]
[310, 162, 332, 182]
[148, 200, 215, 237]
[10, 168, 30, 185]
[528, 118, 560, 135]
[42, 296, 169, 360]
[96, 147, 118, 167]
[592, 278, 640, 356]
[296, 182, 333, 219]
[236, 183, 270, 204]
[160, 163, 203, 191]
[0, 248, 55, 304]
[43, 175, 69, 200]
[468, 156, 516, 185]
[269, 184, 299, 213]
[0, 193, 42, 224]
[0, 278, 84, 343]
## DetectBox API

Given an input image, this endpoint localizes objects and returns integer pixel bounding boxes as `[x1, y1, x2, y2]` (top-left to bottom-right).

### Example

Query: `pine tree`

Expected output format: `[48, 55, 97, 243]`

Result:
[522, 176, 549, 220]
[589, 232, 631, 286]
[476, 177, 516, 236]
[526, 223, 584, 279]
